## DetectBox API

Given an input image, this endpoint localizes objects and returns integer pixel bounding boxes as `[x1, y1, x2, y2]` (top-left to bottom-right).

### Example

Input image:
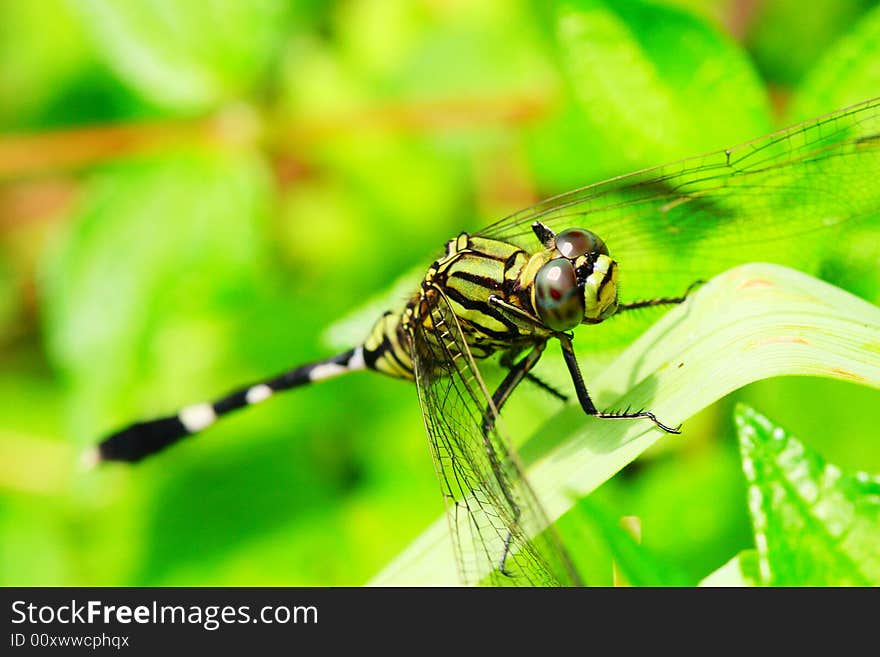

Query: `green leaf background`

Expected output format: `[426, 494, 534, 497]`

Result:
[1, 0, 879, 585]
[735, 404, 880, 586]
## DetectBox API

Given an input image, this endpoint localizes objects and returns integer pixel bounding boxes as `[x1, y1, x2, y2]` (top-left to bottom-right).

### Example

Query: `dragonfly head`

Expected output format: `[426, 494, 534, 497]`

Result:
[533, 228, 619, 331]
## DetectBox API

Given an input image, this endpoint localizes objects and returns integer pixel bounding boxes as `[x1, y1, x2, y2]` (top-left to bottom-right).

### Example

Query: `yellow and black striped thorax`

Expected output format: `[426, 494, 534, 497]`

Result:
[362, 233, 548, 379]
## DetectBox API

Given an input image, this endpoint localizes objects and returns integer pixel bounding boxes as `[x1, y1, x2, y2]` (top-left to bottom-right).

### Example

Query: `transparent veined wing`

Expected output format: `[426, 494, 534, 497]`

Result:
[407, 285, 581, 586]
[478, 97, 880, 349]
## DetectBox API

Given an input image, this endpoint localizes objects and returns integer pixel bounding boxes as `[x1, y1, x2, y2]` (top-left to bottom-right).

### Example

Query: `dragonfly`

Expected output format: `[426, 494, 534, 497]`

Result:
[91, 98, 880, 586]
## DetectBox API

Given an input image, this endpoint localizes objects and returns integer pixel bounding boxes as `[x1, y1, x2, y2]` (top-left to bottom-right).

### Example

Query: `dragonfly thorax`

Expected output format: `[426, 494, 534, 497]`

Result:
[360, 228, 619, 382]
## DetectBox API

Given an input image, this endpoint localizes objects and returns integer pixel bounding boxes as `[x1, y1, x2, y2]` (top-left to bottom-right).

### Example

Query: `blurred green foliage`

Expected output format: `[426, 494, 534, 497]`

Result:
[1, 0, 879, 586]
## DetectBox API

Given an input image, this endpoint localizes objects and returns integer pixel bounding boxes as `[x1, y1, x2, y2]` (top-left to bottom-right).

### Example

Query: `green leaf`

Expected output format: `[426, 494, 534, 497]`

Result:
[0, 0, 94, 128]
[322, 264, 425, 351]
[40, 151, 274, 441]
[527, 0, 771, 190]
[333, 0, 553, 100]
[372, 264, 880, 584]
[0, 257, 19, 339]
[744, 0, 874, 89]
[586, 436, 754, 584]
[72, 0, 293, 110]
[572, 498, 690, 586]
[789, 3, 880, 121]
[698, 550, 761, 587]
[735, 404, 880, 586]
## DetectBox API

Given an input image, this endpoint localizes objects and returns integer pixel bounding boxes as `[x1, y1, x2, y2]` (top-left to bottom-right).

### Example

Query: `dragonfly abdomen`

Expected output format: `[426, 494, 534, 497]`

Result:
[94, 347, 368, 463]
[362, 311, 415, 379]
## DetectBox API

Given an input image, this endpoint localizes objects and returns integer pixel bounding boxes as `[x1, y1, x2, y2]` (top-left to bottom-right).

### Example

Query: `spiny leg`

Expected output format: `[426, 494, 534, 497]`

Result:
[499, 348, 568, 403]
[488, 284, 681, 433]
[481, 341, 548, 437]
[616, 280, 704, 313]
[499, 511, 518, 578]
[523, 373, 568, 403]
[488, 294, 544, 332]
[93, 347, 366, 464]
[480, 341, 548, 576]
[490, 293, 568, 400]
[556, 333, 681, 434]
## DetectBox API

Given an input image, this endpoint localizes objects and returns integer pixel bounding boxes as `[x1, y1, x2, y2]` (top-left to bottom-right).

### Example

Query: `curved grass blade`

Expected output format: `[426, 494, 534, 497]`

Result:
[372, 263, 880, 585]
[698, 551, 761, 587]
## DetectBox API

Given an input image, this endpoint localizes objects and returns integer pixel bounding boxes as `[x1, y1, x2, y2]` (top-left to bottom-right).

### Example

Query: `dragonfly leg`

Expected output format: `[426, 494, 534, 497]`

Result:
[616, 280, 704, 313]
[556, 333, 681, 434]
[497, 348, 524, 369]
[500, 349, 568, 402]
[481, 342, 548, 578]
[480, 341, 547, 437]
[524, 373, 568, 402]
[488, 294, 544, 330]
[499, 502, 522, 578]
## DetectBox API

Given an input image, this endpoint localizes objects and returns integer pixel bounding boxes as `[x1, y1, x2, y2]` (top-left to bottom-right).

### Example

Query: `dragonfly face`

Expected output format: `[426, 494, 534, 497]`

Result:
[531, 225, 620, 329]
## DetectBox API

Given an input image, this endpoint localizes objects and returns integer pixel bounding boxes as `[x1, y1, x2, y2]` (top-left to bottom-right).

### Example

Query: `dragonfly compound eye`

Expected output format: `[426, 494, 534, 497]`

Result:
[555, 228, 608, 259]
[534, 257, 585, 331]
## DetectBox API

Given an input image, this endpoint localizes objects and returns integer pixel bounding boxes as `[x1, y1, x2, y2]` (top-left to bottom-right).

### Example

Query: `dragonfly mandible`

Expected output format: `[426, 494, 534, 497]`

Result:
[90, 98, 880, 586]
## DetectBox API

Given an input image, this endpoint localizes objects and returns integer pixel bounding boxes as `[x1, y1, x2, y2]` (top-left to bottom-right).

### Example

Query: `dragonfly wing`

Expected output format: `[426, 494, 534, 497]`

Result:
[478, 98, 880, 306]
[407, 286, 580, 586]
